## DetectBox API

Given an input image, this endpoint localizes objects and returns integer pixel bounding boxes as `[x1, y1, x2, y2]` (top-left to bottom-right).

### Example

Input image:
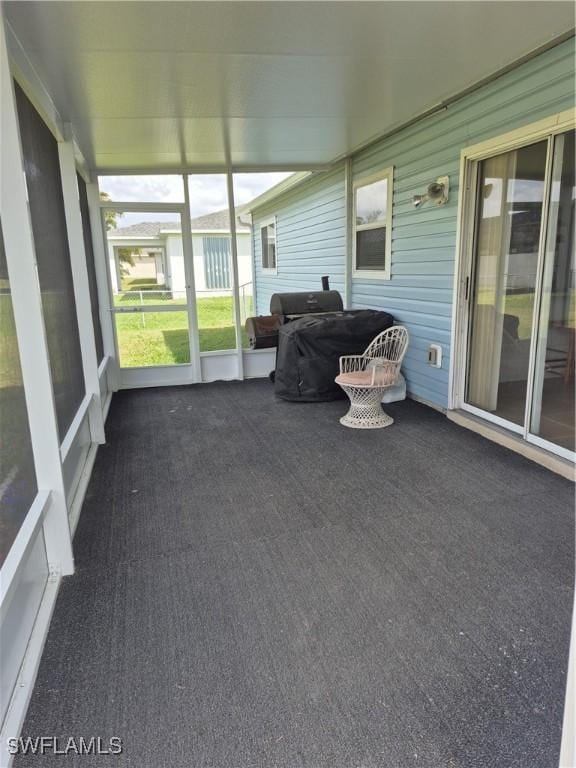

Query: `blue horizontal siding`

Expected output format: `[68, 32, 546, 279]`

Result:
[252, 38, 575, 408]
[253, 168, 346, 314]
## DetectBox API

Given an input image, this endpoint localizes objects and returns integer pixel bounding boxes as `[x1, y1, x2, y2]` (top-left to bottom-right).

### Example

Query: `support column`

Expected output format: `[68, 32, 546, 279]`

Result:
[58, 133, 105, 444]
[560, 593, 576, 767]
[182, 176, 202, 383]
[86, 181, 120, 390]
[0, 22, 74, 575]
[344, 158, 353, 310]
[226, 170, 244, 379]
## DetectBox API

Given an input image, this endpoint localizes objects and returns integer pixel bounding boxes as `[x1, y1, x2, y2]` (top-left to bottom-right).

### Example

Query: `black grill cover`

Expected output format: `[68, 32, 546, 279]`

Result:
[274, 309, 394, 402]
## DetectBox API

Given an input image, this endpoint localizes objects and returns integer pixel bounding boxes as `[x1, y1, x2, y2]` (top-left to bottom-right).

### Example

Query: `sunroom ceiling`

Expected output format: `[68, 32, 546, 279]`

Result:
[4, 1, 574, 172]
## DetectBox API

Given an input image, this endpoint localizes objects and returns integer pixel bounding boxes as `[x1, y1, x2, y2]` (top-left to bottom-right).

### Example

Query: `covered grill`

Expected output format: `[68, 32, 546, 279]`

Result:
[274, 309, 394, 402]
[245, 277, 394, 401]
[245, 277, 343, 350]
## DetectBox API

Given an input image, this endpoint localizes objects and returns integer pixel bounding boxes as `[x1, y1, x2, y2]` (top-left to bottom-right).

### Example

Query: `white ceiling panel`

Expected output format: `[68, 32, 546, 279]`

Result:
[4, 1, 574, 170]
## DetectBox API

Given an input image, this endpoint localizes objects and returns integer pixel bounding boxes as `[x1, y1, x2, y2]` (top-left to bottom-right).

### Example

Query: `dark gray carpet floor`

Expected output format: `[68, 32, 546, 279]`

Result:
[17, 380, 574, 767]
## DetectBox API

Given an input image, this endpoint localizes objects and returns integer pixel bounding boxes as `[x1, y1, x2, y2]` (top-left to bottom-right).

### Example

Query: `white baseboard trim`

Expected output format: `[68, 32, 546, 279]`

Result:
[0, 574, 61, 768]
[447, 408, 575, 481]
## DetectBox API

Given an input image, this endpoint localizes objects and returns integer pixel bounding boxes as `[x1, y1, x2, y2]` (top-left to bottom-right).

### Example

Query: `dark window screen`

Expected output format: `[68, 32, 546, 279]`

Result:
[77, 173, 104, 363]
[0, 219, 38, 566]
[15, 82, 85, 440]
[356, 227, 386, 270]
[261, 224, 276, 269]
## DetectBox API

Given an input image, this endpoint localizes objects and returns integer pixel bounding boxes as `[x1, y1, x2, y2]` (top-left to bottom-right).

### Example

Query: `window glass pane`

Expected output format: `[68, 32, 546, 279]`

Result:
[15, 82, 85, 441]
[188, 175, 237, 351]
[77, 174, 104, 363]
[261, 228, 269, 267]
[197, 291, 240, 351]
[466, 140, 548, 425]
[262, 223, 276, 269]
[233, 173, 291, 346]
[356, 178, 388, 225]
[356, 227, 387, 271]
[98, 175, 184, 203]
[0, 220, 38, 566]
[530, 130, 575, 452]
[115, 311, 190, 367]
[232, 173, 293, 206]
[105, 211, 180, 300]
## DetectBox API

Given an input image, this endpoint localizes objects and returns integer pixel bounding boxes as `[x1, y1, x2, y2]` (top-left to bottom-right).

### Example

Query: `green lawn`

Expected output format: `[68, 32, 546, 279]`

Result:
[114, 277, 183, 307]
[477, 289, 575, 340]
[116, 293, 252, 367]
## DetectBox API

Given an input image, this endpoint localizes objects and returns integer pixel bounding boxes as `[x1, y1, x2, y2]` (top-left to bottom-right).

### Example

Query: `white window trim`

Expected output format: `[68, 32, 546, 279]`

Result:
[352, 166, 393, 280]
[260, 215, 278, 275]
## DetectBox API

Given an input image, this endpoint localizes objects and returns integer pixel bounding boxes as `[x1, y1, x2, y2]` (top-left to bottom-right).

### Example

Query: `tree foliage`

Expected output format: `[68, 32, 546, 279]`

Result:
[99, 191, 119, 231]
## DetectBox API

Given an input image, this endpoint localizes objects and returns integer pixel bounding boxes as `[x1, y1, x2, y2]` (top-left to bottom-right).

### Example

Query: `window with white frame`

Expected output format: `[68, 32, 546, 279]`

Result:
[260, 217, 277, 271]
[353, 168, 393, 278]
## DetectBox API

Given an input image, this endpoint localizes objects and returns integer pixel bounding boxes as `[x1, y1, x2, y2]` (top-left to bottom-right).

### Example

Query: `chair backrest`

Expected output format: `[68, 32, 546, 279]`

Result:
[364, 325, 409, 365]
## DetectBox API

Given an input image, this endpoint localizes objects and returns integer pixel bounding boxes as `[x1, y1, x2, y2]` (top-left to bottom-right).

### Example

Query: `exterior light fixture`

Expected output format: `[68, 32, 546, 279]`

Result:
[413, 176, 449, 207]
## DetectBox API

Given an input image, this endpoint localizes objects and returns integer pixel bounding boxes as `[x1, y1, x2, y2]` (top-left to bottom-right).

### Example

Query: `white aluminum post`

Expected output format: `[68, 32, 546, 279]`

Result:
[58, 132, 105, 444]
[344, 158, 353, 309]
[0, 20, 74, 575]
[226, 170, 244, 379]
[86, 181, 120, 390]
[560, 593, 576, 767]
[182, 177, 202, 383]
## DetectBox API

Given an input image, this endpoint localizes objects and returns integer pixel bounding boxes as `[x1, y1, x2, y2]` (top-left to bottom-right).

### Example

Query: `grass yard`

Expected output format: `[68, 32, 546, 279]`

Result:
[115, 293, 252, 367]
[477, 289, 575, 340]
[114, 278, 183, 307]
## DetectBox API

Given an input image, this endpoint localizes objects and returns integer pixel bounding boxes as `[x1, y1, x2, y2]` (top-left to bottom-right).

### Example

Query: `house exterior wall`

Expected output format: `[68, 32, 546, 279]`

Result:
[252, 166, 346, 314]
[108, 232, 251, 297]
[165, 231, 252, 296]
[154, 252, 165, 285]
[251, 38, 575, 408]
[236, 232, 253, 290]
[165, 234, 186, 297]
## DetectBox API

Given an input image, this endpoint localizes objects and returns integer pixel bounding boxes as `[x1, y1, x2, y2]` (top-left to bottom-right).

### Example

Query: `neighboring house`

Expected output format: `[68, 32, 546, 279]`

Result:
[107, 209, 252, 297]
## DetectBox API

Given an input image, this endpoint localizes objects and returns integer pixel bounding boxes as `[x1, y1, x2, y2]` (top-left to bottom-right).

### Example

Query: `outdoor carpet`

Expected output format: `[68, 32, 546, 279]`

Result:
[16, 380, 575, 767]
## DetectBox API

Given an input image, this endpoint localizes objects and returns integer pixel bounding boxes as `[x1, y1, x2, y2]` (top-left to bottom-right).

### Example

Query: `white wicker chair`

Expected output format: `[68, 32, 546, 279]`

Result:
[335, 325, 409, 429]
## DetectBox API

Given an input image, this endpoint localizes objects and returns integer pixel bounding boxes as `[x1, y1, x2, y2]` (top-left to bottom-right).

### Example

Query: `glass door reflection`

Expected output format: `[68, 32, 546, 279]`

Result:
[530, 130, 575, 453]
[465, 141, 548, 427]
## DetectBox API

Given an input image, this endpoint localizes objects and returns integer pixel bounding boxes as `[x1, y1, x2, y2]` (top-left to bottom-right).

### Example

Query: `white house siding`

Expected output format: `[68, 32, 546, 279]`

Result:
[164, 234, 186, 297]
[252, 166, 346, 315]
[251, 38, 575, 409]
[235, 233, 252, 289]
[164, 232, 252, 296]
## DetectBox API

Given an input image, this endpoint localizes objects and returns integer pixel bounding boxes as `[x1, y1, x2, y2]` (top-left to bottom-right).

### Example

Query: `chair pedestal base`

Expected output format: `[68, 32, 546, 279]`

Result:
[340, 409, 394, 429]
[338, 385, 394, 429]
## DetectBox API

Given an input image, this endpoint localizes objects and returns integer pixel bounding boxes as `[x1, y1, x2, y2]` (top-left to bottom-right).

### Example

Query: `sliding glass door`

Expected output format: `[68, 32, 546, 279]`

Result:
[530, 131, 575, 454]
[463, 127, 575, 459]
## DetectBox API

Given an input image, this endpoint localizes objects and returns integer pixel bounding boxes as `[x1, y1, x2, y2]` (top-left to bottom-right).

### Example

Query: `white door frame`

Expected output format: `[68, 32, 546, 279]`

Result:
[449, 108, 575, 461]
[98, 202, 202, 388]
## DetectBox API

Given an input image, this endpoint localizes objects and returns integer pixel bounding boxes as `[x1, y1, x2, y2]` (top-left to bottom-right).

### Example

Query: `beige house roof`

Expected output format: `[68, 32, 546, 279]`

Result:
[109, 209, 250, 238]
